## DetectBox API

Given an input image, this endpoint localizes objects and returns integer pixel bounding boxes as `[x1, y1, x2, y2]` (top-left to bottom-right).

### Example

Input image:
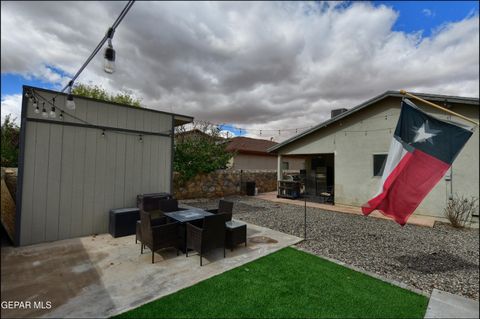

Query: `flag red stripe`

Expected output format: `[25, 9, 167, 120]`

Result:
[362, 149, 450, 225]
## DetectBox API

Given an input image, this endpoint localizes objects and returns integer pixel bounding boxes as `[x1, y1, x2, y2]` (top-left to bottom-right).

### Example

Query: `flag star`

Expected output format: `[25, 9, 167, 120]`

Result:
[412, 121, 440, 144]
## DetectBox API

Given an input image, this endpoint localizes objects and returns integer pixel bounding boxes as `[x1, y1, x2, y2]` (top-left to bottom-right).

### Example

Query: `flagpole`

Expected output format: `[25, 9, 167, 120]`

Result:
[399, 90, 479, 126]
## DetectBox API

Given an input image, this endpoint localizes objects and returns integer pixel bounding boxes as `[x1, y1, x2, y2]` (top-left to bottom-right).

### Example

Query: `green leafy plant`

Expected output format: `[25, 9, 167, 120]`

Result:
[1, 115, 20, 167]
[72, 83, 142, 107]
[174, 121, 232, 184]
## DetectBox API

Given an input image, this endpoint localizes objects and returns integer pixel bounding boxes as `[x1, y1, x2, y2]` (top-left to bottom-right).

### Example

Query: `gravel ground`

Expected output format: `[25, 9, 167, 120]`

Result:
[181, 196, 480, 300]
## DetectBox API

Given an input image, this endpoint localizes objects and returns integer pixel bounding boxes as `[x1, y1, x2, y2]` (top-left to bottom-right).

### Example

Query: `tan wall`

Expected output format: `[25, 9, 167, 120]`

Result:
[232, 153, 304, 170]
[19, 89, 174, 245]
[278, 96, 479, 219]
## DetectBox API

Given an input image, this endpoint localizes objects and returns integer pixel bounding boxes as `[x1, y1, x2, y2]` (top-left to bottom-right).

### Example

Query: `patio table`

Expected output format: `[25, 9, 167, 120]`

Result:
[164, 208, 214, 253]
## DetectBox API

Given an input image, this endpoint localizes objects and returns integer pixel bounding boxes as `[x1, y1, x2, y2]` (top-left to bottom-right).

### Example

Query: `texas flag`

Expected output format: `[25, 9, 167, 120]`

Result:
[362, 99, 473, 226]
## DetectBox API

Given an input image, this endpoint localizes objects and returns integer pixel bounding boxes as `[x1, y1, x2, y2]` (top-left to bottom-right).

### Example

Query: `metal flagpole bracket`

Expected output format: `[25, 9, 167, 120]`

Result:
[399, 90, 479, 126]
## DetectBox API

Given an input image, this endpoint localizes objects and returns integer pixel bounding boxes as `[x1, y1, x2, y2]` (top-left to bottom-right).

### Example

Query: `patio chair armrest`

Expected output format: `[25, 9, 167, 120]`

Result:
[151, 216, 168, 227]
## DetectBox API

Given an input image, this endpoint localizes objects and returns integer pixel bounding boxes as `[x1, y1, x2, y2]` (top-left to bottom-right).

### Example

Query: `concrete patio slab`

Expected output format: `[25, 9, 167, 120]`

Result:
[1, 221, 302, 318]
[424, 289, 479, 319]
[256, 192, 436, 227]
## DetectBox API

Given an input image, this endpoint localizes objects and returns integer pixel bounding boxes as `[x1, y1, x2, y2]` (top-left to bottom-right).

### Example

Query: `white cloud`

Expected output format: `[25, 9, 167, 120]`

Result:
[1, 94, 22, 125]
[422, 9, 435, 17]
[1, 1, 478, 142]
[219, 130, 236, 139]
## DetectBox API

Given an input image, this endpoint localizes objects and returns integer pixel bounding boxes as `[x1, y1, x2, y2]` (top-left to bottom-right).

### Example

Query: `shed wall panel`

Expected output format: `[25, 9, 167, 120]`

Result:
[44, 124, 62, 241]
[18, 89, 179, 245]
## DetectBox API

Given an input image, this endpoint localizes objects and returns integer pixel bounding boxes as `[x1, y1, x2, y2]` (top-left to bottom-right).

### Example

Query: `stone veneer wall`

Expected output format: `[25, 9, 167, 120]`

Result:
[174, 169, 277, 200]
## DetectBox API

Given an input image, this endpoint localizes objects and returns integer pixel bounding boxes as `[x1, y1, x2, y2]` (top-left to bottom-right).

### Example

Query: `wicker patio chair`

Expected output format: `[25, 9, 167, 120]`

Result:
[207, 200, 233, 222]
[140, 211, 180, 263]
[158, 198, 186, 213]
[186, 214, 226, 266]
[136, 198, 184, 245]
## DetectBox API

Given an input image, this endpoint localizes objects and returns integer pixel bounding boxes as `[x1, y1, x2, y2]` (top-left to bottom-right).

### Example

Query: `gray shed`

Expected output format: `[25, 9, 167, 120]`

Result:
[15, 86, 193, 246]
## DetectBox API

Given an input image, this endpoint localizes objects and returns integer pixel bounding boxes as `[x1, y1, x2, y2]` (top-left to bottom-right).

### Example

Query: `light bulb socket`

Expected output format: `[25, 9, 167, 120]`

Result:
[106, 27, 115, 39]
[104, 46, 116, 61]
[34, 106, 40, 114]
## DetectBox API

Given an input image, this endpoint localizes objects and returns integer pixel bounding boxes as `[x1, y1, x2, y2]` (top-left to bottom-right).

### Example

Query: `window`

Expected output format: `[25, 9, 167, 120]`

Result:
[373, 154, 387, 176]
[282, 161, 289, 170]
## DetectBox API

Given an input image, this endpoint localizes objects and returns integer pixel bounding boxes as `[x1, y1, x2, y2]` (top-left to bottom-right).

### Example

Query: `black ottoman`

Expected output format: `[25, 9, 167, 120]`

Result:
[225, 221, 247, 251]
[109, 207, 140, 238]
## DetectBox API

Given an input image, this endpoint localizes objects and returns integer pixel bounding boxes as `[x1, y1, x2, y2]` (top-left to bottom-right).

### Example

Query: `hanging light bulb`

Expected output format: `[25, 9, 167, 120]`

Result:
[65, 82, 76, 110]
[104, 28, 116, 74]
[59, 111, 64, 120]
[33, 99, 40, 114]
[49, 106, 56, 118]
[101, 129, 105, 137]
[24, 90, 30, 99]
[41, 102, 48, 118]
[139, 135, 143, 142]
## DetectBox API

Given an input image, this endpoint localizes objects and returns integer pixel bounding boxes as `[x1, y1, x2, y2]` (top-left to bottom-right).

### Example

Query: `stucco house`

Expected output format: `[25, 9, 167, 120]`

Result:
[268, 91, 479, 221]
[226, 136, 305, 171]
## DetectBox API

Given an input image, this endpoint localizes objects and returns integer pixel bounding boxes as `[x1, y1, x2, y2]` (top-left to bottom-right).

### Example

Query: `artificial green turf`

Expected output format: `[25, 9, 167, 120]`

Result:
[115, 247, 428, 318]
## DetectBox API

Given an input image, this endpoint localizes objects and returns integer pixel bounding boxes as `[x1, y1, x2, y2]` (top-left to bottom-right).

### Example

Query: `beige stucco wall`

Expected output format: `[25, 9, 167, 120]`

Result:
[277, 96, 479, 219]
[231, 153, 304, 170]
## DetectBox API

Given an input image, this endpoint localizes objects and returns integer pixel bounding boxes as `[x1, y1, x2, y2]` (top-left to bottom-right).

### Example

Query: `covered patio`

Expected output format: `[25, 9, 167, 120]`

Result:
[1, 222, 301, 318]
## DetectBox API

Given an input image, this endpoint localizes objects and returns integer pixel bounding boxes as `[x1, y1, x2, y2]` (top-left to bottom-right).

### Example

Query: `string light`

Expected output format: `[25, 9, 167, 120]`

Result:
[66, 81, 76, 110]
[33, 99, 40, 114]
[49, 98, 56, 118]
[41, 102, 48, 118]
[104, 27, 116, 74]
[59, 111, 64, 120]
[139, 134, 143, 142]
[101, 129, 105, 137]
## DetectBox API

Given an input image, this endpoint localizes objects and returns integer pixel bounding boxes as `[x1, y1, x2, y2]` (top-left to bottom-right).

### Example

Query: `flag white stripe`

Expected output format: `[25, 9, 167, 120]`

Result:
[375, 138, 409, 196]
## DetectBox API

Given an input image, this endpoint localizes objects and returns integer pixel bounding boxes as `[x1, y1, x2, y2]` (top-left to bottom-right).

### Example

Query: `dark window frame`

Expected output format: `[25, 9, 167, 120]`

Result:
[373, 154, 388, 177]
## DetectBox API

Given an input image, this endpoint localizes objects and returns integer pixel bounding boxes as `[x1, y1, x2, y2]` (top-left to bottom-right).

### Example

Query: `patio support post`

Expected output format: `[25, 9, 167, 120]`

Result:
[277, 155, 283, 181]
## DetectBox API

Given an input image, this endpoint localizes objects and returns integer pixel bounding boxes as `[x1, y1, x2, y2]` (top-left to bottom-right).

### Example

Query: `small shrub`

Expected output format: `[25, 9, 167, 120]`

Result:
[1, 115, 20, 167]
[444, 195, 479, 228]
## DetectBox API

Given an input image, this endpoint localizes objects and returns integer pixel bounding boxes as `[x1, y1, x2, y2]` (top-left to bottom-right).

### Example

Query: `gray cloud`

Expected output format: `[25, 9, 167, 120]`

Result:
[1, 1, 478, 141]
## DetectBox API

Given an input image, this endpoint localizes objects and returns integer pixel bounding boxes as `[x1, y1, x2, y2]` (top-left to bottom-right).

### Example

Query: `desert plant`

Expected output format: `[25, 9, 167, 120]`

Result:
[444, 194, 479, 228]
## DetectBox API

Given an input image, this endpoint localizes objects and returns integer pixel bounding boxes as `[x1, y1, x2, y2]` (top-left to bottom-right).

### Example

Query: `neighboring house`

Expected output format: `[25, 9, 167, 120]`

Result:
[269, 91, 479, 220]
[14, 86, 193, 246]
[226, 136, 304, 171]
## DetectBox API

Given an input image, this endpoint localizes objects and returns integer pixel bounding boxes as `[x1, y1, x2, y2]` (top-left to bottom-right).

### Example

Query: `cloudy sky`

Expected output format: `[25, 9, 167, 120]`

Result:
[1, 1, 479, 141]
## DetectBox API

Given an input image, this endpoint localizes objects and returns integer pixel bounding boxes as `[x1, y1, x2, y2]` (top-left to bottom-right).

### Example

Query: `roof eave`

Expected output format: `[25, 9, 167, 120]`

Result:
[268, 90, 479, 153]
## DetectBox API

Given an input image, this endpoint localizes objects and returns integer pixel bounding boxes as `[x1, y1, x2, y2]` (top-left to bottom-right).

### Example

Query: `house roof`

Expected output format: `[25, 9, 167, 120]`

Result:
[268, 90, 479, 153]
[226, 136, 278, 156]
